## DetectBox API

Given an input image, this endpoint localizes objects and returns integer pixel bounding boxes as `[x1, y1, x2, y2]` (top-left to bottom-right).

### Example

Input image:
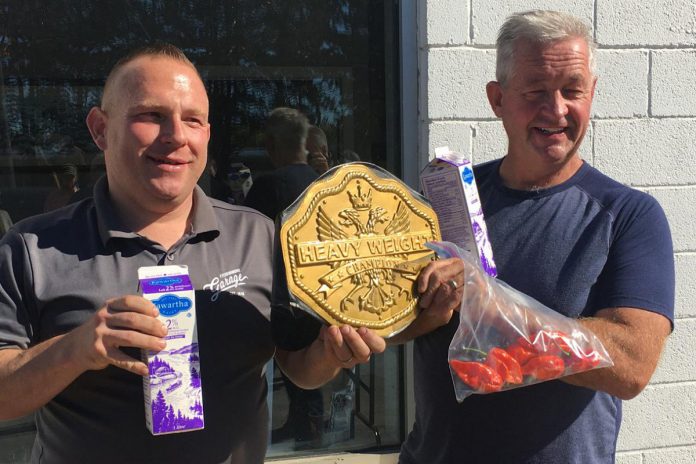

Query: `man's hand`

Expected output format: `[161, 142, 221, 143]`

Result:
[308, 152, 329, 174]
[69, 295, 167, 376]
[319, 325, 386, 369]
[388, 257, 465, 345]
[417, 257, 465, 319]
[0, 295, 167, 419]
[275, 325, 386, 390]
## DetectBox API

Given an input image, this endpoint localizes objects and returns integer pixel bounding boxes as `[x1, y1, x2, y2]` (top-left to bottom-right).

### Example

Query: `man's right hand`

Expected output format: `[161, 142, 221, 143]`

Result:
[0, 295, 166, 419]
[70, 295, 167, 376]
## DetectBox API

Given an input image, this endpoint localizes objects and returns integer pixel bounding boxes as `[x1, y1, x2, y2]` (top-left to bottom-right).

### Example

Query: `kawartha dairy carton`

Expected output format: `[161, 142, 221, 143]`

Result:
[138, 265, 204, 435]
[420, 146, 497, 277]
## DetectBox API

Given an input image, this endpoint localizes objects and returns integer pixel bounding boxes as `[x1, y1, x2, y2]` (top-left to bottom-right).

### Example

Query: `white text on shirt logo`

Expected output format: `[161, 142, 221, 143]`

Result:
[203, 269, 248, 301]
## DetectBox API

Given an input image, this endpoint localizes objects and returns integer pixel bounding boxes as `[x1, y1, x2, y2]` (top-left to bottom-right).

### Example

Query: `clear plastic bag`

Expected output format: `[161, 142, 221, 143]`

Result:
[427, 241, 613, 401]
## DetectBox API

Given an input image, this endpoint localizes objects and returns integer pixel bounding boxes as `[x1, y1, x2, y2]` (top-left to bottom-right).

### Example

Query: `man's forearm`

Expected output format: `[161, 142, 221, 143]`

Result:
[0, 335, 86, 419]
[276, 324, 386, 389]
[275, 342, 341, 390]
[561, 308, 671, 400]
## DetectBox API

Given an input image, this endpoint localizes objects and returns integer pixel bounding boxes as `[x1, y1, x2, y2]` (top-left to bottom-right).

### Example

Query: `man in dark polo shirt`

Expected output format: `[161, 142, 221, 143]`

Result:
[0, 44, 390, 464]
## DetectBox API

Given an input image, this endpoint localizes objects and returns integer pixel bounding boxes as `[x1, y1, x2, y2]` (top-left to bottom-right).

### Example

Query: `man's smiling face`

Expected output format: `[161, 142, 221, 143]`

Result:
[488, 37, 596, 171]
[97, 55, 210, 212]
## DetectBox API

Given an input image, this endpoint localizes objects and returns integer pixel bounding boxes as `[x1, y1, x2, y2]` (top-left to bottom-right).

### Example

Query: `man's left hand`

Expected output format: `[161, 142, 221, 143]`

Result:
[275, 325, 385, 389]
[320, 325, 386, 369]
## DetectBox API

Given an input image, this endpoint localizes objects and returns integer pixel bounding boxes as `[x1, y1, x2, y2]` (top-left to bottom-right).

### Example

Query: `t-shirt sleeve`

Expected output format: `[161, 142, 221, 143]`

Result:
[270, 220, 322, 351]
[593, 194, 675, 325]
[0, 229, 34, 350]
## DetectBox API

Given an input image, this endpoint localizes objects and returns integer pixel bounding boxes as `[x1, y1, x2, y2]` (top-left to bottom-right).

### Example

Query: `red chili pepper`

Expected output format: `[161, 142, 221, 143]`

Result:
[567, 349, 602, 372]
[522, 355, 565, 381]
[543, 330, 574, 356]
[450, 360, 504, 392]
[486, 347, 523, 384]
[513, 336, 536, 352]
[506, 343, 536, 366]
[528, 330, 571, 358]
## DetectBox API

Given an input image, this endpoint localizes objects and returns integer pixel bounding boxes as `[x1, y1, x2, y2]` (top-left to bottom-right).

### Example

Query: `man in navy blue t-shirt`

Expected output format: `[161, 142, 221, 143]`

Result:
[396, 10, 675, 464]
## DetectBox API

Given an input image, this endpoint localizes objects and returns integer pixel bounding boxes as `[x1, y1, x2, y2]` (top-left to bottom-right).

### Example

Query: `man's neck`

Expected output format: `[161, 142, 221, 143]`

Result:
[499, 155, 583, 191]
[110, 190, 194, 251]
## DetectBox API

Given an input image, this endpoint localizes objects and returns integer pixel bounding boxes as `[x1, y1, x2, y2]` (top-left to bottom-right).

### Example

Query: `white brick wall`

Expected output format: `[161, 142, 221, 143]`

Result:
[419, 0, 696, 461]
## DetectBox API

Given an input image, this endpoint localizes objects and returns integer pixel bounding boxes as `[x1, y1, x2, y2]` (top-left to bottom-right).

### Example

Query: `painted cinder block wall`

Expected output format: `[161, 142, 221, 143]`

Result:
[418, 0, 696, 462]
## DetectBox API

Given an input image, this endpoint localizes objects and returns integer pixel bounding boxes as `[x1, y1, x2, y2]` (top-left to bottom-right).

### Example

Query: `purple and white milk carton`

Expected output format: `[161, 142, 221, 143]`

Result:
[420, 146, 497, 277]
[138, 265, 204, 435]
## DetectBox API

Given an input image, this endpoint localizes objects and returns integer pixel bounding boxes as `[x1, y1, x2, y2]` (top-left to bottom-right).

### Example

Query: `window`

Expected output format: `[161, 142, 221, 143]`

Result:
[0, 1, 405, 461]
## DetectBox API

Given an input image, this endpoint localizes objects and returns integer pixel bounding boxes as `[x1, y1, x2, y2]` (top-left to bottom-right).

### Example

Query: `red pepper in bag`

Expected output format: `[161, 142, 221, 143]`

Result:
[522, 355, 565, 380]
[535, 330, 573, 357]
[486, 347, 523, 384]
[567, 349, 602, 371]
[450, 360, 504, 392]
[432, 240, 613, 401]
[506, 342, 536, 366]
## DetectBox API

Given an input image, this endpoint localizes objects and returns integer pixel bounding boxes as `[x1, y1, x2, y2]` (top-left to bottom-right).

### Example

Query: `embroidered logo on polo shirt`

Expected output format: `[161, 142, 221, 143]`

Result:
[203, 269, 248, 301]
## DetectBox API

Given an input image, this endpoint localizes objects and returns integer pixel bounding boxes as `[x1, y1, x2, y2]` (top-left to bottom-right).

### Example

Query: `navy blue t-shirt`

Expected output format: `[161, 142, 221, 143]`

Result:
[400, 159, 674, 464]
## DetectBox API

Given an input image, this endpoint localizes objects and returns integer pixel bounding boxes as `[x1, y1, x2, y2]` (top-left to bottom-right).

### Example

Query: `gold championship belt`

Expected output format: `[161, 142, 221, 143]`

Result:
[280, 163, 441, 337]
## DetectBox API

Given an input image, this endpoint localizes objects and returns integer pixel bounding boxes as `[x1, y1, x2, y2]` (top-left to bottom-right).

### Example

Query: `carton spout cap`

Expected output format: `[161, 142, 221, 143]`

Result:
[434, 146, 467, 166]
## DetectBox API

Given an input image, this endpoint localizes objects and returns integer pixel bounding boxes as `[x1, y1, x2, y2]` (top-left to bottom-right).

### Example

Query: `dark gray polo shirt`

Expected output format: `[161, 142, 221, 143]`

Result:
[0, 177, 286, 463]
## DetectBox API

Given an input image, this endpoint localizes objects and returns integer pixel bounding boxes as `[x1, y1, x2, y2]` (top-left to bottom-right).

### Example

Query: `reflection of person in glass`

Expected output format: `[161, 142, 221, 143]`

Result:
[306, 125, 330, 174]
[243, 107, 326, 447]
[338, 149, 360, 164]
[206, 157, 233, 203]
[306, 125, 361, 172]
[244, 108, 319, 221]
[69, 153, 106, 203]
[0, 44, 386, 464]
[43, 163, 80, 212]
[225, 162, 253, 205]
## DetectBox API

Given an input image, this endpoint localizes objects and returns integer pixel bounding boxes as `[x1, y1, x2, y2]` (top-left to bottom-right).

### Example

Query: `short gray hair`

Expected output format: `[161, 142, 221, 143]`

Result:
[496, 10, 596, 86]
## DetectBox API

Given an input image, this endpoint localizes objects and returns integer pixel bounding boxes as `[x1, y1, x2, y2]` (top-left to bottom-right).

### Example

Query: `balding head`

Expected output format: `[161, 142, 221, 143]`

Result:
[85, 43, 210, 222]
[101, 43, 202, 112]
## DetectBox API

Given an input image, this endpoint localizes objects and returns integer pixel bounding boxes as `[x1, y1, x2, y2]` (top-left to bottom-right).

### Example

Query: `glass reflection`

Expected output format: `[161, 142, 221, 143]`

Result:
[0, 1, 401, 459]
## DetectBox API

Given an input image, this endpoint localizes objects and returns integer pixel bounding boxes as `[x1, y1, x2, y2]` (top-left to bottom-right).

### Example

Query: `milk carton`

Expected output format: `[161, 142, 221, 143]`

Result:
[138, 265, 204, 435]
[420, 147, 497, 277]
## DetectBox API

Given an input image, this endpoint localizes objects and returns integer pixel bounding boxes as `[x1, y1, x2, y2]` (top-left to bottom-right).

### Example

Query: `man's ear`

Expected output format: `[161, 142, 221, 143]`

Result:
[591, 76, 598, 98]
[486, 81, 504, 118]
[86, 107, 108, 151]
